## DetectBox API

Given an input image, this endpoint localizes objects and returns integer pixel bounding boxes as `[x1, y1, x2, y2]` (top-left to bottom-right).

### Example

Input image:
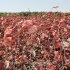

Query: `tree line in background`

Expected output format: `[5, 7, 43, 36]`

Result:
[0, 12, 70, 17]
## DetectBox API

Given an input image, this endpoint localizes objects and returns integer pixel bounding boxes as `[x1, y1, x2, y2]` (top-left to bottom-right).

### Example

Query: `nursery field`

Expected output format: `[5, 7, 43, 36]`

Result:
[0, 12, 70, 70]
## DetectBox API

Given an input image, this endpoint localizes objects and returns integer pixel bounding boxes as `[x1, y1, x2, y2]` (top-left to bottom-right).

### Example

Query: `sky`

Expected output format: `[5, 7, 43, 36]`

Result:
[0, 0, 70, 12]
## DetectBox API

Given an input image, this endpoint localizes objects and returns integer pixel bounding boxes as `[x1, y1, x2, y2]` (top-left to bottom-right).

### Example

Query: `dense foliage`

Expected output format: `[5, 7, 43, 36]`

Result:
[0, 12, 70, 70]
